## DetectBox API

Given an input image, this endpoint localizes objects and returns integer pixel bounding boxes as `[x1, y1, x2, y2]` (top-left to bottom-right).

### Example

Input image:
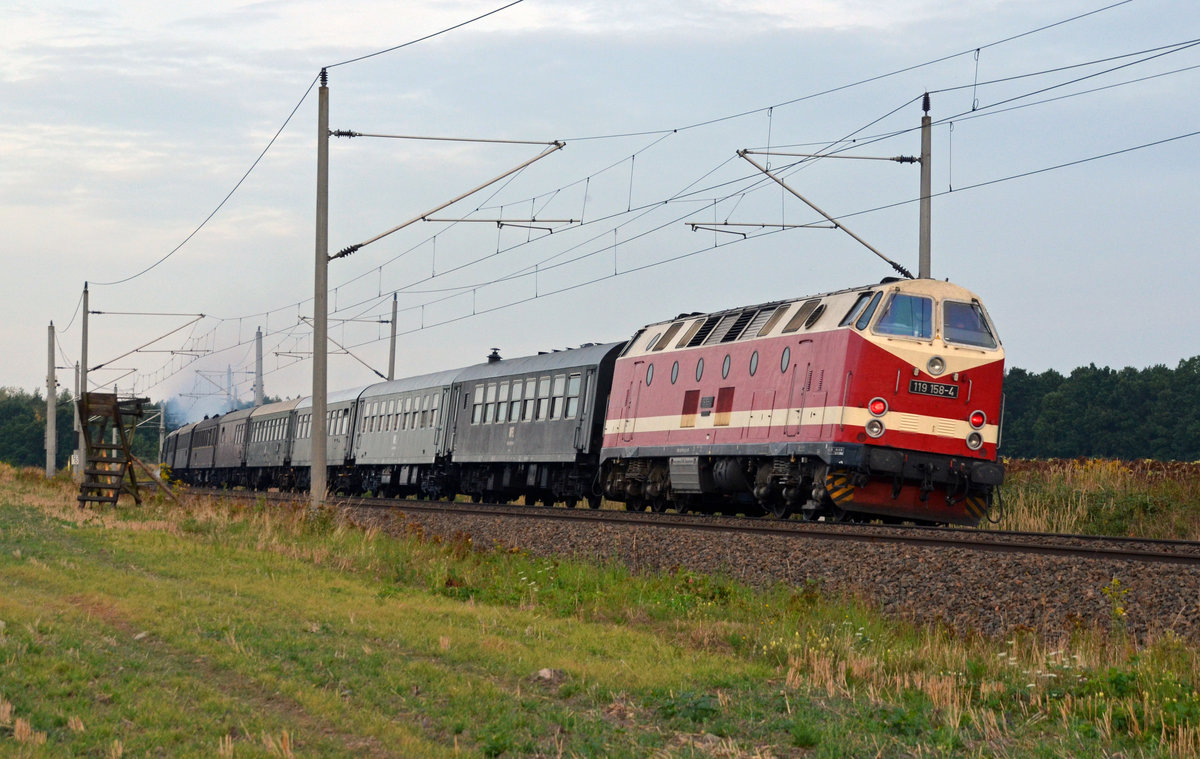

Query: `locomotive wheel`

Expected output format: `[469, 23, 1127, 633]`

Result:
[767, 502, 792, 519]
[649, 500, 668, 513]
[586, 495, 601, 510]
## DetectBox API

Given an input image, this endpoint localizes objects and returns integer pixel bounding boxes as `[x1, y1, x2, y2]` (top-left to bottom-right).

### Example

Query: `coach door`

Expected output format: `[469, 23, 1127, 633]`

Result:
[620, 361, 644, 443]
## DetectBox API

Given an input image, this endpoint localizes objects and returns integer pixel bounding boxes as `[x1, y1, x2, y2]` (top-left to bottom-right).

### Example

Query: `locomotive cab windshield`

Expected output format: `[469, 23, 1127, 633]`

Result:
[942, 300, 998, 349]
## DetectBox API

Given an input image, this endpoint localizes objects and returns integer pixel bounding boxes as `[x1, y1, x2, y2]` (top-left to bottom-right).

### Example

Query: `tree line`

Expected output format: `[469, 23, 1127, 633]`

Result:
[0, 389, 180, 471]
[1001, 356, 1200, 461]
[0, 357, 1196, 469]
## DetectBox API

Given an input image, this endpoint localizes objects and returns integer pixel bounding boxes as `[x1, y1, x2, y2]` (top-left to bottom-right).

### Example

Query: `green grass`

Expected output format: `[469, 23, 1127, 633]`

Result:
[2, 463, 1200, 757]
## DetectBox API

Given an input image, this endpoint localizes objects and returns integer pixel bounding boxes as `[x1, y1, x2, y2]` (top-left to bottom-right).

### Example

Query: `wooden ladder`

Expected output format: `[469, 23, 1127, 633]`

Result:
[77, 392, 148, 508]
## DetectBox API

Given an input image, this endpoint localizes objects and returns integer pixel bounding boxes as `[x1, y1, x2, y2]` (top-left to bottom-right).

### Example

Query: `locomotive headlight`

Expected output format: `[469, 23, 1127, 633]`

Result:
[865, 419, 885, 438]
[868, 397, 888, 416]
[969, 410, 987, 429]
[927, 356, 946, 376]
[966, 431, 984, 450]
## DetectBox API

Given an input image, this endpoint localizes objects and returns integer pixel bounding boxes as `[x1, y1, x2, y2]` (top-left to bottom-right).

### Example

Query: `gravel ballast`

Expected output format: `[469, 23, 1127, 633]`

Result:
[347, 504, 1200, 643]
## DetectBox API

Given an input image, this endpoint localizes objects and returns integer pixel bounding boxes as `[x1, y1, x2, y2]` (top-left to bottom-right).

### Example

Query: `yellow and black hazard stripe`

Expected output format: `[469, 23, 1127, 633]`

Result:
[825, 471, 855, 505]
[963, 493, 989, 520]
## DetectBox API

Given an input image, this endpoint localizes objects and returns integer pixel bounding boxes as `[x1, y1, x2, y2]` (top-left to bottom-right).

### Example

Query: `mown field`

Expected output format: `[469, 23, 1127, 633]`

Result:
[1, 460, 1199, 758]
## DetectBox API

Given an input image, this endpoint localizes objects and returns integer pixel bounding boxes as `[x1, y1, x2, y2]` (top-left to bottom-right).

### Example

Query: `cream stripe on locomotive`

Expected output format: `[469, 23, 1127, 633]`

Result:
[603, 406, 1000, 444]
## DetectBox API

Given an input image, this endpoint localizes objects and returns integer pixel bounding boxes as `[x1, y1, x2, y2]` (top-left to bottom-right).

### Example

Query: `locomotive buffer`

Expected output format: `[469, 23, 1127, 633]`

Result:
[76, 392, 148, 507]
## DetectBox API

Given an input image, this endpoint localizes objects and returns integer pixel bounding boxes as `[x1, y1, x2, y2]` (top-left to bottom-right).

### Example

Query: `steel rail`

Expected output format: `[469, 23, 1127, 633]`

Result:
[197, 489, 1200, 567]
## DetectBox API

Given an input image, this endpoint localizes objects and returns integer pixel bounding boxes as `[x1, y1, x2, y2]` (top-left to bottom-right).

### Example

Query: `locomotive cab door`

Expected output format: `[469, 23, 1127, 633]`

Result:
[784, 340, 814, 437]
[619, 360, 644, 443]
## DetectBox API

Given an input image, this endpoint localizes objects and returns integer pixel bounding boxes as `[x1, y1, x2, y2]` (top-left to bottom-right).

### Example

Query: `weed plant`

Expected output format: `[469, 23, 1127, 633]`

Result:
[1, 462, 1199, 757]
[993, 458, 1200, 539]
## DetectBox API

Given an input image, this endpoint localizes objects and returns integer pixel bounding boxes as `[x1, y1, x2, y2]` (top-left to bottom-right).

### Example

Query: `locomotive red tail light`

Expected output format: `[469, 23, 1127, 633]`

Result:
[969, 410, 987, 429]
[868, 398, 888, 416]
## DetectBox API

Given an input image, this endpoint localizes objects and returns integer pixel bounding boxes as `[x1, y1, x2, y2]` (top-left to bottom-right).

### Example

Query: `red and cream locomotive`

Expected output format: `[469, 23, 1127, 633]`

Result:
[599, 277, 1004, 525]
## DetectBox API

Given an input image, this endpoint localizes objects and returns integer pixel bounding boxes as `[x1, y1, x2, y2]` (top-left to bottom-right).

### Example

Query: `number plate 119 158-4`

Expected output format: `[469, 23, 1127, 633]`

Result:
[908, 379, 959, 399]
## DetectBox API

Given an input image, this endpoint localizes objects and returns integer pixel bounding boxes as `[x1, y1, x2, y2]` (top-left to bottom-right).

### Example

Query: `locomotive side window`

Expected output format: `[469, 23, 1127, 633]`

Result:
[749, 351, 759, 376]
[645, 363, 654, 387]
[695, 357, 704, 381]
[754, 305, 789, 337]
[804, 304, 826, 329]
[782, 299, 821, 333]
[670, 361, 679, 384]
[675, 319, 703, 348]
[722, 354, 731, 379]
[654, 322, 684, 351]
[838, 292, 875, 327]
[644, 332, 662, 351]
[943, 301, 998, 349]
[781, 346, 791, 373]
[875, 294, 933, 339]
[854, 291, 884, 330]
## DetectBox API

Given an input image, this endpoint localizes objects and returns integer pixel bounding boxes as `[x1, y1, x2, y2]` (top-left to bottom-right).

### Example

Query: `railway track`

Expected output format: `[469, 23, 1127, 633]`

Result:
[193, 488, 1200, 567]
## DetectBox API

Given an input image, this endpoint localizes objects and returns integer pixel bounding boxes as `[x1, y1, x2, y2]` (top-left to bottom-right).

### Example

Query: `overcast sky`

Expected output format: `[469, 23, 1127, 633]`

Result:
[4, 0, 1198, 419]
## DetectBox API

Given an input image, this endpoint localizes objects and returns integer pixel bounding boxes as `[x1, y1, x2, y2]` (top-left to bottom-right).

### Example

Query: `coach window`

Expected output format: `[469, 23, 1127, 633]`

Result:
[419, 395, 429, 428]
[485, 383, 498, 424]
[695, 357, 704, 382]
[566, 373, 582, 418]
[645, 363, 654, 387]
[875, 293, 933, 340]
[497, 382, 510, 423]
[671, 361, 679, 384]
[722, 354, 731, 379]
[509, 381, 523, 421]
[781, 346, 791, 373]
[472, 386, 484, 424]
[749, 350, 759, 376]
[523, 378, 537, 421]
[536, 376, 552, 421]
[430, 394, 440, 428]
[550, 374, 567, 419]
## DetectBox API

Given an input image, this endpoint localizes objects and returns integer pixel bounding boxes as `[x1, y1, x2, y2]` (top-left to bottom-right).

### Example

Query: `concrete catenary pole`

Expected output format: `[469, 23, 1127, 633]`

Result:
[311, 69, 330, 507]
[918, 93, 932, 280]
[254, 327, 264, 407]
[158, 402, 165, 466]
[76, 283, 89, 483]
[72, 362, 81, 483]
[46, 322, 56, 477]
[387, 293, 398, 381]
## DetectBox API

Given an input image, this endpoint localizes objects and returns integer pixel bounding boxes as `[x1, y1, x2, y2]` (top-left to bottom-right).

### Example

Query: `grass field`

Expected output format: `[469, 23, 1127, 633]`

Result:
[1, 461, 1199, 757]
